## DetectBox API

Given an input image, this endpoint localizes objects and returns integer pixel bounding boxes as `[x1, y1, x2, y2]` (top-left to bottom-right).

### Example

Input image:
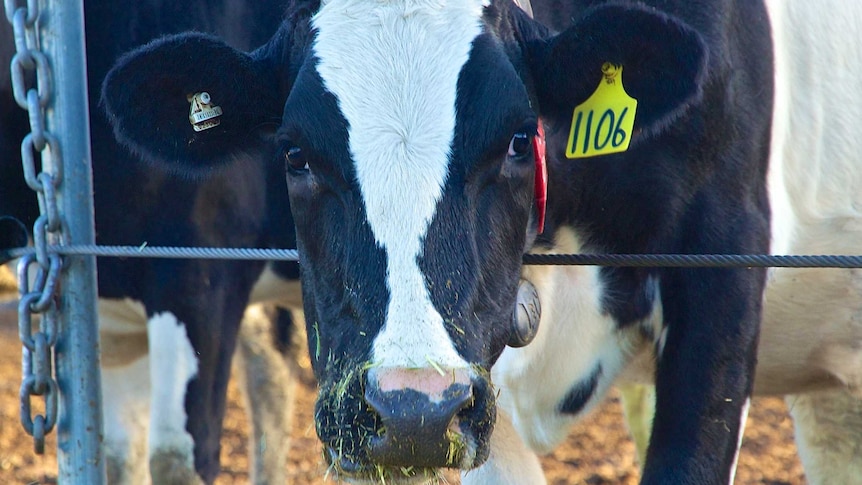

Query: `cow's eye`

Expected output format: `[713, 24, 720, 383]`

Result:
[284, 145, 309, 174]
[508, 131, 531, 159]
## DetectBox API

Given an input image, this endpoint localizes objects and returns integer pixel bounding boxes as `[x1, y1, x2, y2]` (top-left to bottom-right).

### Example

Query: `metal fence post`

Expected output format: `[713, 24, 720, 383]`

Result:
[38, 0, 105, 482]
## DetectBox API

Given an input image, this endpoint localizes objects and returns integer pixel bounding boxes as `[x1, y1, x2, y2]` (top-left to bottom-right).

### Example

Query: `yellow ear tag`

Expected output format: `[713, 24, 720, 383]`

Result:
[565, 63, 638, 159]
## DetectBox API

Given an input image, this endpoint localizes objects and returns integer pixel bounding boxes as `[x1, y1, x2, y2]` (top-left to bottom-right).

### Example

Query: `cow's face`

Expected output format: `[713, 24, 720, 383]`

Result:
[283, 2, 537, 478]
[101, 1, 705, 482]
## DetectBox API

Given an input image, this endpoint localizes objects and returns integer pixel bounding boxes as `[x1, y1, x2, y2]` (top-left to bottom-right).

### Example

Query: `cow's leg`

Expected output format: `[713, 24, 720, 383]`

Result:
[234, 304, 299, 484]
[143, 257, 259, 484]
[644, 264, 764, 484]
[786, 388, 862, 485]
[460, 409, 545, 485]
[98, 298, 152, 484]
[146, 311, 205, 484]
[102, 357, 151, 484]
[618, 383, 654, 467]
[150, 288, 247, 485]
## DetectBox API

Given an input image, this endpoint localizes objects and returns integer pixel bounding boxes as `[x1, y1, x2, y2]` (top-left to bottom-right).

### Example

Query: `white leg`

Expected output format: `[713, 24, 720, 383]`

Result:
[461, 410, 546, 485]
[234, 304, 298, 485]
[147, 312, 202, 484]
[98, 298, 152, 484]
[102, 357, 152, 485]
[787, 388, 862, 485]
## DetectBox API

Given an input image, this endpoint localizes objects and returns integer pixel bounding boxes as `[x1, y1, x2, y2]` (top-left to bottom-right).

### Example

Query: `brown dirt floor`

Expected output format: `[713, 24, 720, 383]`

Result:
[0, 286, 805, 484]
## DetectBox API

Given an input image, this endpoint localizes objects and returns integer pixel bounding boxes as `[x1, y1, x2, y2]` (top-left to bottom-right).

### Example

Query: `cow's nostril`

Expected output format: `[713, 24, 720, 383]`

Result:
[363, 367, 474, 467]
[326, 446, 363, 474]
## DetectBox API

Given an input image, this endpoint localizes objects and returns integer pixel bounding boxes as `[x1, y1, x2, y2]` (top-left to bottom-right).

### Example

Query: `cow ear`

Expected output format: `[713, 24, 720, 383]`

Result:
[529, 4, 707, 141]
[101, 33, 283, 173]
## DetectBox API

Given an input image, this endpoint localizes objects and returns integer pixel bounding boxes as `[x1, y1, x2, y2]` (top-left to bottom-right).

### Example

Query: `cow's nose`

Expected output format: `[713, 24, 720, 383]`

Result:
[326, 447, 363, 474]
[364, 366, 474, 467]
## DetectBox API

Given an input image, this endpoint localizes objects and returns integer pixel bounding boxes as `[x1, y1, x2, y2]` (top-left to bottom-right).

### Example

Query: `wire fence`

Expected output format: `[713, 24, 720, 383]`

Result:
[6, 244, 862, 268]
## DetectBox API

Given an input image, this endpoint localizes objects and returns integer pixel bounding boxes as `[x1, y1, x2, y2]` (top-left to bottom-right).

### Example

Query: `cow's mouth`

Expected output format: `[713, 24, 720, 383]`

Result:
[317, 402, 487, 479]
[314, 363, 497, 481]
[322, 452, 451, 485]
[320, 415, 480, 483]
[321, 425, 480, 484]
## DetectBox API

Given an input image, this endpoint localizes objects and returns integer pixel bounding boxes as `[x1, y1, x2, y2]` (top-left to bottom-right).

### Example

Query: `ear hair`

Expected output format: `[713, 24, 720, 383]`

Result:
[101, 33, 284, 173]
[527, 3, 708, 141]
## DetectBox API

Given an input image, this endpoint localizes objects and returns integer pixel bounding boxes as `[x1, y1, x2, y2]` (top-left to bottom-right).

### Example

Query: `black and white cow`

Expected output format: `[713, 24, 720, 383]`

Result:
[99, 0, 862, 484]
[607, 1, 862, 482]
[1, 2, 305, 484]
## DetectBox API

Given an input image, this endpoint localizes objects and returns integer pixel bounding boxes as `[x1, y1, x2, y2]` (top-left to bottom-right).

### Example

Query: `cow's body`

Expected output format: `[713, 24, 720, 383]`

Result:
[616, 1, 862, 481]
[98, 0, 862, 484]
[1, 2, 303, 483]
[753, 0, 862, 479]
[525, 2, 862, 483]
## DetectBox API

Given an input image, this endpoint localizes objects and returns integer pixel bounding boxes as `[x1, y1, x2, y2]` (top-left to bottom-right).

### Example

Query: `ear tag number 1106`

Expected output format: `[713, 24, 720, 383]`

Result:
[566, 63, 638, 159]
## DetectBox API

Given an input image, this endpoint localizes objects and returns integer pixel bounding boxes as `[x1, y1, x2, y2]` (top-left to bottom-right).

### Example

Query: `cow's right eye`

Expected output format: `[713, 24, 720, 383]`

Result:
[284, 145, 309, 174]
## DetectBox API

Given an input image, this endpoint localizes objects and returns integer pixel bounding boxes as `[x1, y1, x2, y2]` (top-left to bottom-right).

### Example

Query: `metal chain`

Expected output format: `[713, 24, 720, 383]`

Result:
[6, 0, 64, 454]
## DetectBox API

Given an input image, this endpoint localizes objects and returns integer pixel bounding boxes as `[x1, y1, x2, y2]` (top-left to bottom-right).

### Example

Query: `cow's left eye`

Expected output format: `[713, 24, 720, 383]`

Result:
[508, 131, 531, 158]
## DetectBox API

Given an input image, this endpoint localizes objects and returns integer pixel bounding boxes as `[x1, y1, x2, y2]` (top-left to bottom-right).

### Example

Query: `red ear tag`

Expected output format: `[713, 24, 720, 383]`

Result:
[533, 119, 548, 235]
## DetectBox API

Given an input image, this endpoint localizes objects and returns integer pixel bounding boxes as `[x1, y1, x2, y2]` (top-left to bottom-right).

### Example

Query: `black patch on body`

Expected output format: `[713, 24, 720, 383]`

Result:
[419, 32, 537, 367]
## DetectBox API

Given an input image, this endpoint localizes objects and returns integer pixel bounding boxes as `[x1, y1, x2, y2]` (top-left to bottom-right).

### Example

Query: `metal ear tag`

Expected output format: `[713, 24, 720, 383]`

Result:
[187, 92, 223, 132]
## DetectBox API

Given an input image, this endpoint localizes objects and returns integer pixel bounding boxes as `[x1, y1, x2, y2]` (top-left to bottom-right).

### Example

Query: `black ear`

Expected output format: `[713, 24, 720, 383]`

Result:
[530, 3, 707, 140]
[101, 32, 284, 172]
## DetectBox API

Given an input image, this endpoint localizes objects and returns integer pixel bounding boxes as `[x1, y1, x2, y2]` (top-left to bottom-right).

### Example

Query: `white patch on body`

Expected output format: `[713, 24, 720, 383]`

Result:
[146, 312, 199, 467]
[313, 0, 489, 369]
[757, 3, 862, 481]
[756, 0, 862, 396]
[786, 389, 862, 485]
[461, 410, 546, 485]
[493, 228, 651, 452]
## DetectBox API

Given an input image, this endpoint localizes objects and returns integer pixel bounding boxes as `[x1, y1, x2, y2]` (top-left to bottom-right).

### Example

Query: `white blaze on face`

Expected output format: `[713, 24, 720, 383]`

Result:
[313, 0, 489, 368]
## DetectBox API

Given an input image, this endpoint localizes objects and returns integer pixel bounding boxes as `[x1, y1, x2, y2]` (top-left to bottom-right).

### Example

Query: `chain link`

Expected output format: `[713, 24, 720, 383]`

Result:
[6, 0, 64, 454]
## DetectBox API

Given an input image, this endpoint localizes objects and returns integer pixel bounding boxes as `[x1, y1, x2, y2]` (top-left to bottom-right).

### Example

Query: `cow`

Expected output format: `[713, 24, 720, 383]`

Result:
[98, 0, 862, 484]
[0, 1, 306, 483]
[616, 1, 862, 482]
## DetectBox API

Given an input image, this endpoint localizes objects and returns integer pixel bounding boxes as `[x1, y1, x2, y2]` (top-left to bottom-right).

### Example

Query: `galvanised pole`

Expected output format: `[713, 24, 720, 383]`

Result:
[38, 0, 105, 482]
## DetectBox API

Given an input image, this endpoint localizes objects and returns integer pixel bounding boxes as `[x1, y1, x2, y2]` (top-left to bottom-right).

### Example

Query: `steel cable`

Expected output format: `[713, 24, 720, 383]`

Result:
[6, 244, 862, 268]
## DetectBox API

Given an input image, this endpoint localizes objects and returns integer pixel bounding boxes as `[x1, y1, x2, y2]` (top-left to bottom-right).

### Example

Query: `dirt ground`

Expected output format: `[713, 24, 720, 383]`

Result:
[0, 289, 806, 484]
